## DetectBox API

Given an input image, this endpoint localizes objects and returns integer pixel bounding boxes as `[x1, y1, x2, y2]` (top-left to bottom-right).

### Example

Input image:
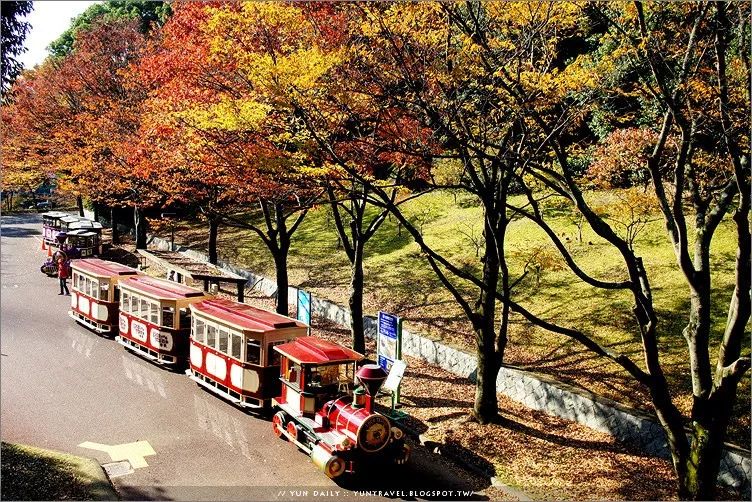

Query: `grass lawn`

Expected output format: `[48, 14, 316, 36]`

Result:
[0, 442, 116, 501]
[153, 188, 750, 447]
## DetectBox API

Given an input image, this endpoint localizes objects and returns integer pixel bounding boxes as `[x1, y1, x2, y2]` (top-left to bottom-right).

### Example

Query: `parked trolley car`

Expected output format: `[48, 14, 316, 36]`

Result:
[271, 337, 410, 478]
[70, 259, 141, 333]
[67, 230, 100, 257]
[117, 276, 209, 367]
[69, 219, 103, 256]
[188, 298, 308, 409]
[42, 211, 69, 246]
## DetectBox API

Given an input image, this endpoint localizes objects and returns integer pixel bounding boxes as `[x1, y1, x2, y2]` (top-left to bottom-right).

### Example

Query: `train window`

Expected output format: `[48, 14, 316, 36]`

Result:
[339, 362, 355, 383]
[122, 292, 129, 313]
[150, 303, 159, 324]
[178, 308, 190, 330]
[245, 340, 260, 365]
[230, 333, 242, 360]
[140, 298, 148, 319]
[130, 295, 138, 315]
[100, 283, 110, 302]
[218, 329, 229, 354]
[285, 362, 302, 388]
[308, 364, 340, 389]
[207, 325, 216, 348]
[267, 341, 285, 367]
[84, 277, 91, 297]
[162, 307, 174, 328]
[195, 319, 205, 344]
[72, 273, 78, 290]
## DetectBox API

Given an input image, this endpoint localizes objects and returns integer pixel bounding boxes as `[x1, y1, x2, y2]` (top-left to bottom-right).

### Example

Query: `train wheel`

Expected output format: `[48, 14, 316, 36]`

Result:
[272, 411, 288, 440]
[286, 421, 300, 443]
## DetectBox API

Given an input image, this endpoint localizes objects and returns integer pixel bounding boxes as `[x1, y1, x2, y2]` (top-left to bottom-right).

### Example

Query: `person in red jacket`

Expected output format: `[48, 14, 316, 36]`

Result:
[57, 257, 70, 295]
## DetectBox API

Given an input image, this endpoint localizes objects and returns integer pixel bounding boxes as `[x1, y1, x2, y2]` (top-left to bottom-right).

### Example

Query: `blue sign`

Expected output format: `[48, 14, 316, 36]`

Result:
[297, 289, 311, 326]
[377, 311, 401, 372]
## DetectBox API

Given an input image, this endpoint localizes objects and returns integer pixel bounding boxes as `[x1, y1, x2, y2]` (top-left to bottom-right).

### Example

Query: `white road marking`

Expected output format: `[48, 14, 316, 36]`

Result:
[78, 440, 156, 468]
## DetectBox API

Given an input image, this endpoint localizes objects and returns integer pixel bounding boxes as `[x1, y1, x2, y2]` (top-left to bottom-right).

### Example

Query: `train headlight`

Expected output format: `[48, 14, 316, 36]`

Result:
[391, 426, 404, 441]
[338, 436, 352, 450]
[357, 415, 391, 453]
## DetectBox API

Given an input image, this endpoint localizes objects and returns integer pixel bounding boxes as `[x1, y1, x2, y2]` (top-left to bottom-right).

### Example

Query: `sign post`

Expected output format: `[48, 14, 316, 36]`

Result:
[377, 311, 405, 417]
[296, 289, 312, 334]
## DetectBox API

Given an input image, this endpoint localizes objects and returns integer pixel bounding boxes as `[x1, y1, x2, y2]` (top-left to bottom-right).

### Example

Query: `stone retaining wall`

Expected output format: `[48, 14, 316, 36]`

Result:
[130, 229, 751, 497]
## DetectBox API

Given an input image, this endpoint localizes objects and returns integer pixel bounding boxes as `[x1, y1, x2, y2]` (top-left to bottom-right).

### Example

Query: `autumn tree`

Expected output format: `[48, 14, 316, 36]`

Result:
[295, 3, 749, 498]
[582, 2, 751, 497]
[140, 3, 324, 315]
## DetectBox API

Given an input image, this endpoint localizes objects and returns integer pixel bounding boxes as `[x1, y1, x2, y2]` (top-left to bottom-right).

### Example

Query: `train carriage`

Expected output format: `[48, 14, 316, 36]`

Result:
[69, 220, 103, 255]
[67, 230, 100, 257]
[117, 276, 208, 367]
[70, 259, 141, 333]
[188, 298, 308, 409]
[42, 211, 69, 245]
[272, 337, 410, 478]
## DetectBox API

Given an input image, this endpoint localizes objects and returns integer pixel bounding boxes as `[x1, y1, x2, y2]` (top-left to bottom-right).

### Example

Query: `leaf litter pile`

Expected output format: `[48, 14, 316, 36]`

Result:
[308, 318, 680, 501]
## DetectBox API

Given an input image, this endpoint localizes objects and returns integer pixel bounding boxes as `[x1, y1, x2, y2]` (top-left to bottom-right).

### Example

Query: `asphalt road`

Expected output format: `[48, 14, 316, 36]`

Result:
[0, 213, 493, 501]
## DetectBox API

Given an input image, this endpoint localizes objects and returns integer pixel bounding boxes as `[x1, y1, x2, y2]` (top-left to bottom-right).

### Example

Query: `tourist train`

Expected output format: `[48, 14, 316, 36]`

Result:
[42, 211, 103, 258]
[60, 250, 410, 477]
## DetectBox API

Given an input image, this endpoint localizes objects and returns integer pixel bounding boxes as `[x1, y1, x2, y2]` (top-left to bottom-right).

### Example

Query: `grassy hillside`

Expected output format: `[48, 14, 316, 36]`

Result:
[158, 189, 750, 446]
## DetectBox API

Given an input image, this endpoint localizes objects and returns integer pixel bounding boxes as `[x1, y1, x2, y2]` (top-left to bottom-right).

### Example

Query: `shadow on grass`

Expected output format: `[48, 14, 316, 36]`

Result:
[0, 442, 110, 501]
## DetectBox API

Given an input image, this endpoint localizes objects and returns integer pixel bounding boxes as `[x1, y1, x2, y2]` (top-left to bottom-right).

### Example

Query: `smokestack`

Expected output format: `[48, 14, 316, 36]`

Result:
[356, 364, 387, 413]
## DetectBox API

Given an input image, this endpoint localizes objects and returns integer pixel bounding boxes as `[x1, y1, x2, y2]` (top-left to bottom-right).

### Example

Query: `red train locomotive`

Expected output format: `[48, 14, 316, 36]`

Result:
[271, 337, 410, 478]
[70, 259, 141, 333]
[117, 276, 209, 367]
[188, 298, 308, 409]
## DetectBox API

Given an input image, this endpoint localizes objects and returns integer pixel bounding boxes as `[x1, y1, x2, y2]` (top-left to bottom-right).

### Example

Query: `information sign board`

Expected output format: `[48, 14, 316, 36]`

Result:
[377, 311, 401, 372]
[296, 289, 311, 327]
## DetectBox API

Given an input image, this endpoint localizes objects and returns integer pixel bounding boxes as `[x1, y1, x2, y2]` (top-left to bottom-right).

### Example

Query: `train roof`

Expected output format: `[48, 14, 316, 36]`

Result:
[72, 258, 140, 278]
[191, 298, 306, 333]
[41, 211, 68, 219]
[61, 216, 80, 223]
[70, 220, 103, 230]
[119, 275, 205, 300]
[274, 336, 363, 365]
[68, 229, 97, 237]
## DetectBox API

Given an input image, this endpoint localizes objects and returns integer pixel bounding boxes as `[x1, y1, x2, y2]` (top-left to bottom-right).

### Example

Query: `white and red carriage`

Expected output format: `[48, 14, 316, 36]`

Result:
[117, 276, 208, 367]
[187, 298, 308, 409]
[271, 337, 410, 478]
[69, 259, 141, 333]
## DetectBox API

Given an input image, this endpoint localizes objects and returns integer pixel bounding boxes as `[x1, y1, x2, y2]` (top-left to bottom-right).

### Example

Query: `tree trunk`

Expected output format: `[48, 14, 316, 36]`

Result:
[93, 202, 99, 222]
[110, 207, 119, 245]
[134, 207, 147, 249]
[273, 250, 290, 317]
[76, 195, 85, 217]
[677, 406, 728, 500]
[473, 214, 502, 424]
[208, 217, 219, 265]
[349, 242, 366, 354]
